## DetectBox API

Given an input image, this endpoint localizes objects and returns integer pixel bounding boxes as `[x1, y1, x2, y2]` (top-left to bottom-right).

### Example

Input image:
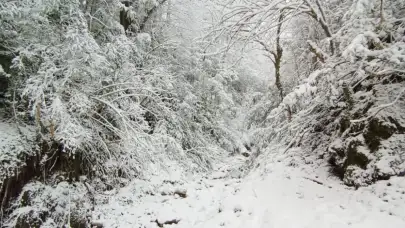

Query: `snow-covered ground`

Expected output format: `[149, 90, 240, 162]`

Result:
[93, 147, 405, 228]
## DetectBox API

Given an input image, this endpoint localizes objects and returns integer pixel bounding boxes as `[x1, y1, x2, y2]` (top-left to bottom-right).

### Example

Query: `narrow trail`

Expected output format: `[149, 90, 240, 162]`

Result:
[93, 151, 405, 228]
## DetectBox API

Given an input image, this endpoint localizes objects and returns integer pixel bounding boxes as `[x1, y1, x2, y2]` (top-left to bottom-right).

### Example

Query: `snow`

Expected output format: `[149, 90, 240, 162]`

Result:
[0, 122, 35, 182]
[4, 181, 93, 228]
[2, 0, 405, 226]
[93, 147, 405, 228]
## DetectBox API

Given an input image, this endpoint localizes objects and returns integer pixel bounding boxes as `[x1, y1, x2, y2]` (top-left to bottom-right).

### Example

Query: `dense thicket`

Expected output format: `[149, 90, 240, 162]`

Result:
[216, 0, 405, 186]
[1, 0, 404, 227]
[0, 0, 252, 226]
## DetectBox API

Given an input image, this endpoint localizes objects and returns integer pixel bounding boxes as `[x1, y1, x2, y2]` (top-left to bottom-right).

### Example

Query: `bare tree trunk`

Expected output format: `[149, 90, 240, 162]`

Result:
[303, 0, 334, 55]
[139, 0, 168, 32]
[315, 0, 327, 22]
[274, 55, 283, 98]
[255, 13, 284, 99]
[274, 13, 284, 99]
[120, 1, 132, 32]
[379, 0, 385, 26]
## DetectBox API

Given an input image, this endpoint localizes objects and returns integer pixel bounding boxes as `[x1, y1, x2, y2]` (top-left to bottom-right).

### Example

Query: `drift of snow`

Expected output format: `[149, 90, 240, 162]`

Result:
[92, 147, 405, 228]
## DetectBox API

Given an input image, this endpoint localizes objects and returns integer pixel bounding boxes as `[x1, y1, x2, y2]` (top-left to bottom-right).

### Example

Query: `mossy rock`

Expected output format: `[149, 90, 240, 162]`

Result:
[364, 117, 396, 151]
[328, 156, 345, 180]
[70, 215, 88, 228]
[343, 165, 372, 187]
[339, 115, 351, 133]
[343, 138, 369, 170]
[349, 121, 366, 134]
[343, 166, 356, 186]
[328, 139, 345, 158]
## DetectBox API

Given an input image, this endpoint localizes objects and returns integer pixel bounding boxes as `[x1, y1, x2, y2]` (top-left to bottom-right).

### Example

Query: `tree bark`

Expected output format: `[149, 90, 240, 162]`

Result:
[379, 0, 385, 26]
[139, 0, 168, 32]
[120, 1, 132, 32]
[274, 13, 284, 99]
[303, 0, 334, 55]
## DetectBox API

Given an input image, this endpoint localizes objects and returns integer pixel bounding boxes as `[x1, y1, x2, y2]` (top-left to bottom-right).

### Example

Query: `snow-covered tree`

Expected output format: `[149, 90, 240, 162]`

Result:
[0, 0, 247, 225]
[208, 0, 405, 187]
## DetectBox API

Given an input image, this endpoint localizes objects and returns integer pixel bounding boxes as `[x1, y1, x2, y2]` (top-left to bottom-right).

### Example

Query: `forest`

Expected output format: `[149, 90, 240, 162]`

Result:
[0, 0, 404, 227]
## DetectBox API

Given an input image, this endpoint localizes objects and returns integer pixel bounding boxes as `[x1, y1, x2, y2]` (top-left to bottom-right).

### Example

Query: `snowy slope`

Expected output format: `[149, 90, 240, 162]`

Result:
[93, 147, 405, 228]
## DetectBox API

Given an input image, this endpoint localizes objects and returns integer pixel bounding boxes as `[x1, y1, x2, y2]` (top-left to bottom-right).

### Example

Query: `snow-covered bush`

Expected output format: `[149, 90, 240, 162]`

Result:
[0, 0, 246, 225]
[245, 1, 405, 186]
[3, 181, 92, 228]
[216, 0, 405, 186]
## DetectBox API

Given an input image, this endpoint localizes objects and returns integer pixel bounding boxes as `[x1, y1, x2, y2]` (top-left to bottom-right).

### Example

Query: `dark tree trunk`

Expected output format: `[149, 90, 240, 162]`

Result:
[274, 13, 284, 99]
[120, 1, 132, 32]
[139, 0, 168, 32]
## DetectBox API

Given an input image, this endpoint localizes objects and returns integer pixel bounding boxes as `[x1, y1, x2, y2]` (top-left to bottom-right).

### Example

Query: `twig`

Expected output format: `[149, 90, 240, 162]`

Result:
[304, 177, 325, 186]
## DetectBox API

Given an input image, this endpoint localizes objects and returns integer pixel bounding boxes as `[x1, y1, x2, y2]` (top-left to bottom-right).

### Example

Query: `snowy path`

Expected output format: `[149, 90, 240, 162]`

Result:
[93, 156, 405, 228]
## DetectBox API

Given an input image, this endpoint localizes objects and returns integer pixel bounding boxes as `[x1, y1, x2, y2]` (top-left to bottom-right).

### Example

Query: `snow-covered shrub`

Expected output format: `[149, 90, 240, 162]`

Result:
[241, 0, 405, 186]
[3, 181, 92, 228]
[0, 0, 246, 224]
